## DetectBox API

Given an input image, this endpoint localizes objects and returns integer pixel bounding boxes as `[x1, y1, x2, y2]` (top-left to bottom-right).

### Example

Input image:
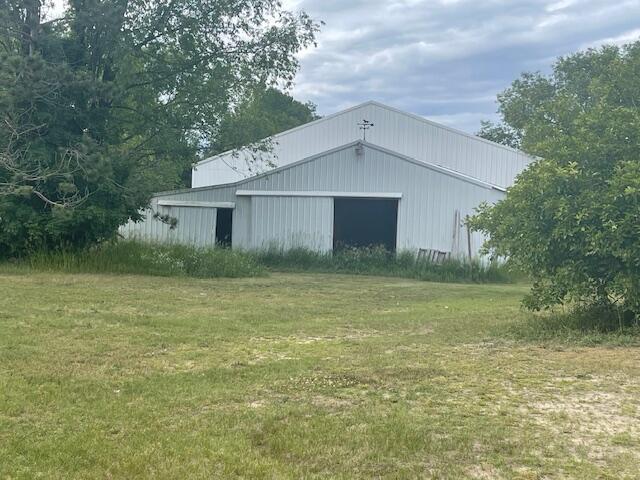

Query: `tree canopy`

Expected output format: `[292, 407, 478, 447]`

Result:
[472, 42, 640, 316]
[0, 0, 318, 257]
[208, 87, 319, 156]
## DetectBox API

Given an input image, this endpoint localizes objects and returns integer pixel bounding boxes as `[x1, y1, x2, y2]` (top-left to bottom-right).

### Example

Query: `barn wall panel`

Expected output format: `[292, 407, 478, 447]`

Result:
[249, 196, 333, 251]
[119, 206, 217, 247]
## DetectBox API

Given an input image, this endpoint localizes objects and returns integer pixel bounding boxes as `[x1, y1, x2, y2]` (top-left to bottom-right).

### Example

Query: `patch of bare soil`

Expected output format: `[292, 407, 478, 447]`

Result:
[251, 325, 434, 346]
[466, 463, 505, 480]
[310, 395, 356, 410]
[525, 388, 640, 465]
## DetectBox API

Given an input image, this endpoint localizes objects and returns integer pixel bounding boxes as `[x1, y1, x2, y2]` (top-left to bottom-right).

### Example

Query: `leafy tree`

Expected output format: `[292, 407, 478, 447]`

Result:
[471, 43, 640, 316]
[476, 120, 522, 150]
[0, 0, 318, 257]
[209, 87, 319, 156]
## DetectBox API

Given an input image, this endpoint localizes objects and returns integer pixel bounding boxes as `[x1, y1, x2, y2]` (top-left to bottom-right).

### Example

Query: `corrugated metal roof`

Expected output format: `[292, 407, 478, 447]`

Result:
[196, 100, 527, 167]
[191, 101, 533, 189]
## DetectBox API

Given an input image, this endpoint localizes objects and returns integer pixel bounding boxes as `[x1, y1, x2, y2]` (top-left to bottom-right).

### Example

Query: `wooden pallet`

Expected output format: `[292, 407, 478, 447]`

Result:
[417, 248, 450, 264]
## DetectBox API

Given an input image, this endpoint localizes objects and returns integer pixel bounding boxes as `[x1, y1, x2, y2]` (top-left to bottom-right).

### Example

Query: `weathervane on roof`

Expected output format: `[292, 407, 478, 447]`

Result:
[357, 119, 374, 141]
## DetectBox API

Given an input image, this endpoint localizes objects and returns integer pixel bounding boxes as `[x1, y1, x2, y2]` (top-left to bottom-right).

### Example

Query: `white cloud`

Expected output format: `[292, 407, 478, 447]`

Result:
[546, 0, 577, 12]
[45, 0, 640, 133]
[43, 0, 67, 21]
[288, 0, 640, 132]
[580, 28, 640, 50]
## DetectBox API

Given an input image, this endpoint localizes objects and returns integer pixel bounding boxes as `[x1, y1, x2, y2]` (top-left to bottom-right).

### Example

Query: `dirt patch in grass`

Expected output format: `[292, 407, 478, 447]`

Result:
[466, 464, 506, 480]
[310, 395, 357, 411]
[250, 329, 399, 345]
[526, 390, 640, 462]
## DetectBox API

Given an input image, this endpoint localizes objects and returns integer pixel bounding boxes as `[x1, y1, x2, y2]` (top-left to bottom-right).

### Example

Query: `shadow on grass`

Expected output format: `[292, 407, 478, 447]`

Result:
[499, 306, 640, 347]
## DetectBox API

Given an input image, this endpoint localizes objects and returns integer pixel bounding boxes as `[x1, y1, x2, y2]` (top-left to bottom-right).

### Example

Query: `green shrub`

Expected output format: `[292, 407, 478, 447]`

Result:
[471, 43, 640, 318]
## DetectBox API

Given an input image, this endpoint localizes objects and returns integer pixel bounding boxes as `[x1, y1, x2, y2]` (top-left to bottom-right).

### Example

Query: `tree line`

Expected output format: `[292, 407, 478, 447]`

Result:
[474, 42, 640, 318]
[0, 0, 318, 256]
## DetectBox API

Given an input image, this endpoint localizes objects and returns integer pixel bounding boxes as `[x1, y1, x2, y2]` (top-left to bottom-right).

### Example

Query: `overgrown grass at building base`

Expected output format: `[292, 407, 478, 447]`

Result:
[22, 241, 266, 278]
[7, 241, 512, 283]
[255, 246, 511, 283]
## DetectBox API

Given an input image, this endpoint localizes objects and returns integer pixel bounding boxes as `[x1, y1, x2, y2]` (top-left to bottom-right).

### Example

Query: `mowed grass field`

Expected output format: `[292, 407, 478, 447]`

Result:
[1, 272, 639, 479]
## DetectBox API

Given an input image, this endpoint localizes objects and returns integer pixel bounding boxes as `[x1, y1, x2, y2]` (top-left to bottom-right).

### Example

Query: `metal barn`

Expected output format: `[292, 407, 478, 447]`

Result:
[121, 140, 515, 258]
[191, 100, 531, 190]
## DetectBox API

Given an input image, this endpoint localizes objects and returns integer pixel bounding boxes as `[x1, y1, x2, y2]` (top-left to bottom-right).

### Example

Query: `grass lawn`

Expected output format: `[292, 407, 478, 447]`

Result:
[1, 272, 639, 479]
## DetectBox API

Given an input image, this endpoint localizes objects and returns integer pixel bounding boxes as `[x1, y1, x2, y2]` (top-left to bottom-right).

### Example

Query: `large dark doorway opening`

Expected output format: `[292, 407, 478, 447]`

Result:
[333, 198, 398, 252]
[215, 208, 233, 247]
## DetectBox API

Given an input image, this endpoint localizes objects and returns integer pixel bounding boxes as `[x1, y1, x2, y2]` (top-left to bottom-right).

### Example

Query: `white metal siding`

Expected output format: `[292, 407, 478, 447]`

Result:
[250, 196, 333, 251]
[123, 143, 504, 257]
[120, 206, 217, 247]
[192, 101, 532, 189]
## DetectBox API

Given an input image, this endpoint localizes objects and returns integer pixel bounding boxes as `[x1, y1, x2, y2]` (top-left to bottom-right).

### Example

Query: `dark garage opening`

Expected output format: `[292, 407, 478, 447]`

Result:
[215, 208, 233, 247]
[333, 198, 398, 252]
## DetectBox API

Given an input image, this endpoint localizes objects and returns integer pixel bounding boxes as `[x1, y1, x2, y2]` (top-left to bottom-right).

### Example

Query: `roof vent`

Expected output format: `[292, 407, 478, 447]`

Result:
[355, 141, 364, 157]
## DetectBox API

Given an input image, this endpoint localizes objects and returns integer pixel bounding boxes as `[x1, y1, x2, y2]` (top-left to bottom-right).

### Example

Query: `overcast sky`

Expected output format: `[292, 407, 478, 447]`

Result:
[47, 0, 640, 133]
[284, 0, 640, 132]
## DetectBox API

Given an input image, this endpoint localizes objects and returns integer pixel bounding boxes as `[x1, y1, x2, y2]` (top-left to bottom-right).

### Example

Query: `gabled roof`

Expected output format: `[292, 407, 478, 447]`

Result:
[196, 100, 527, 168]
[157, 141, 506, 198]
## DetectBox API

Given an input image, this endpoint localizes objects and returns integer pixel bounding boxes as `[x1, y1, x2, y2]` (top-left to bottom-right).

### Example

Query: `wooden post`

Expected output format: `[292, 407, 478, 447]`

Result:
[466, 219, 473, 278]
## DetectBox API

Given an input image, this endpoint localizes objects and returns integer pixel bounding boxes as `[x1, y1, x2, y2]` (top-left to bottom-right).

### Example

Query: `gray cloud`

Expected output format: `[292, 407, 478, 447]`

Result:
[286, 0, 640, 132]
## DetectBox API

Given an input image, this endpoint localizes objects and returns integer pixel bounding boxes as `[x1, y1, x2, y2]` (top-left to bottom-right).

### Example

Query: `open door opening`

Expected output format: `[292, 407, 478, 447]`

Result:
[333, 198, 398, 252]
[215, 208, 233, 247]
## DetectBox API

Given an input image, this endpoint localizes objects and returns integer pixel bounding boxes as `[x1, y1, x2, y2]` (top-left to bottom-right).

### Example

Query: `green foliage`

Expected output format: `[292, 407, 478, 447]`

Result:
[21, 241, 265, 278]
[499, 305, 640, 347]
[254, 246, 512, 283]
[0, 0, 318, 257]
[209, 88, 320, 156]
[471, 42, 640, 315]
[6, 241, 512, 284]
[477, 120, 522, 150]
